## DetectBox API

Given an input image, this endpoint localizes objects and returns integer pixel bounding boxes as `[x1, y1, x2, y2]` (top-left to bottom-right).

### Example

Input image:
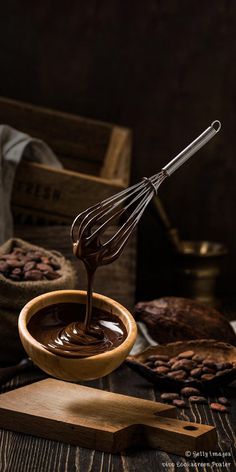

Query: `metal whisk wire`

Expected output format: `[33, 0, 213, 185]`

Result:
[71, 121, 221, 266]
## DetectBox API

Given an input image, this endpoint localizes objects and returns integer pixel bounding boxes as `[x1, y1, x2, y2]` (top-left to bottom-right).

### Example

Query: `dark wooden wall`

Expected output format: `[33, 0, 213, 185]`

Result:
[1, 1, 235, 300]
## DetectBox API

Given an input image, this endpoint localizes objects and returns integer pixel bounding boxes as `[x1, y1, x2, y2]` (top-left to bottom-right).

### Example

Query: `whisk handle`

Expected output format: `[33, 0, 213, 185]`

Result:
[162, 120, 221, 177]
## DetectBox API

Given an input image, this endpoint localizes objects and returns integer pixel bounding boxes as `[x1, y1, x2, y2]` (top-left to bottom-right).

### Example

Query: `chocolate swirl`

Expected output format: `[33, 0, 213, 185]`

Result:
[46, 321, 113, 358]
[28, 303, 127, 358]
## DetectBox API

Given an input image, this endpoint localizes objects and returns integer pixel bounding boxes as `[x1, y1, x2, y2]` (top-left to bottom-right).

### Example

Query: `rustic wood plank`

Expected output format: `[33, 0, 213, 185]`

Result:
[0, 230, 235, 471]
[12, 162, 125, 224]
[0, 96, 132, 222]
[0, 96, 112, 162]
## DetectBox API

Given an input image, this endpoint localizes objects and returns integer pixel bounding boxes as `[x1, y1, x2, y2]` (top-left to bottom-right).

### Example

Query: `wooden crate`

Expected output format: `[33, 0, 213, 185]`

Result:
[0, 97, 132, 224]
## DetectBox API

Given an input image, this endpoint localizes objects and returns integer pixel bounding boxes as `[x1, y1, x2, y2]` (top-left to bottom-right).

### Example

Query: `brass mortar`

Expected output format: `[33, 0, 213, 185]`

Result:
[174, 240, 227, 306]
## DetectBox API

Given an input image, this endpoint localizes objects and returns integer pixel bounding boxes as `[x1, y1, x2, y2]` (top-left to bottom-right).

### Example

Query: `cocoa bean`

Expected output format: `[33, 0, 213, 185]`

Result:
[215, 368, 233, 377]
[11, 268, 22, 276]
[218, 397, 230, 406]
[202, 360, 217, 369]
[144, 361, 153, 368]
[210, 402, 228, 413]
[44, 271, 61, 280]
[36, 263, 54, 272]
[192, 354, 204, 362]
[190, 367, 202, 378]
[167, 369, 187, 380]
[160, 393, 179, 402]
[171, 359, 196, 372]
[0, 261, 9, 273]
[154, 360, 168, 367]
[24, 270, 44, 281]
[25, 251, 42, 262]
[168, 357, 179, 365]
[189, 396, 207, 404]
[181, 387, 201, 397]
[23, 261, 36, 272]
[7, 259, 24, 268]
[173, 399, 188, 408]
[202, 367, 215, 374]
[201, 373, 215, 381]
[9, 274, 21, 281]
[41, 257, 51, 265]
[215, 362, 233, 371]
[154, 366, 170, 375]
[146, 355, 160, 362]
[177, 350, 194, 359]
[147, 354, 169, 362]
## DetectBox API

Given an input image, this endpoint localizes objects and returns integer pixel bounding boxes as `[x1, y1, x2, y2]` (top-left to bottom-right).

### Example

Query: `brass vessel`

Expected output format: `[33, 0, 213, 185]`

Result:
[152, 196, 227, 306]
[174, 240, 227, 306]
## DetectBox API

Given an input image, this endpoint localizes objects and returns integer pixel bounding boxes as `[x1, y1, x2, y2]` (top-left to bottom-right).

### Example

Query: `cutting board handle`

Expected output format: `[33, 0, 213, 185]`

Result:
[138, 416, 217, 455]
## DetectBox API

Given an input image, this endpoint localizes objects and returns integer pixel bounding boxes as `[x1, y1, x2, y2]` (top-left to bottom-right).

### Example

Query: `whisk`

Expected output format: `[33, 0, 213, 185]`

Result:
[71, 121, 221, 268]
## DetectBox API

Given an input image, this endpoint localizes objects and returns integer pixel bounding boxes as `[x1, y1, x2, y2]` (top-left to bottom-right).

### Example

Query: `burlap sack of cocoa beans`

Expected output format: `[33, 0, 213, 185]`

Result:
[0, 238, 77, 365]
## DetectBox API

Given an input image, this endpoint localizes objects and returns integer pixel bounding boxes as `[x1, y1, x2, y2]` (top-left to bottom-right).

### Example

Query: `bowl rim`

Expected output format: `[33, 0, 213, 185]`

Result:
[18, 289, 137, 363]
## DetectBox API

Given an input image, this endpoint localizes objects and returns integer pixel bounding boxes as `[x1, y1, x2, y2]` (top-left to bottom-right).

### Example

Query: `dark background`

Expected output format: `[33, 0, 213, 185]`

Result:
[0, 1, 235, 300]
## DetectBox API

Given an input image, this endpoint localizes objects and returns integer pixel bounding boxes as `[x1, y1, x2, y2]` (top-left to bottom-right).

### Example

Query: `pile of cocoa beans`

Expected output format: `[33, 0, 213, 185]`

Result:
[0, 247, 61, 282]
[160, 388, 230, 412]
[143, 350, 233, 413]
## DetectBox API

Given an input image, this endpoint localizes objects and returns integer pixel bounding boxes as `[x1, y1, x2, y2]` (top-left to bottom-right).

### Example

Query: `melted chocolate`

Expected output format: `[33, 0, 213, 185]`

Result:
[28, 303, 127, 358]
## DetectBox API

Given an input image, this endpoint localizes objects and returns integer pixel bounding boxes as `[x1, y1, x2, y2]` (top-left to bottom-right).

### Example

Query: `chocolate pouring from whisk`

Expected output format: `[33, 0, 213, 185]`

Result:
[71, 120, 221, 266]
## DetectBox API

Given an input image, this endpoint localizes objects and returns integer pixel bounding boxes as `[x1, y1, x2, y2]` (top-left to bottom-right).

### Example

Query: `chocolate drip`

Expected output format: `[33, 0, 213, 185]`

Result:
[28, 303, 127, 358]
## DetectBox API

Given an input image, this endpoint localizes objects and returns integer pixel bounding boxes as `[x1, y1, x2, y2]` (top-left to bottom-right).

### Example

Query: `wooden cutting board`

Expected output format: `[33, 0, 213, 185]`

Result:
[0, 379, 216, 455]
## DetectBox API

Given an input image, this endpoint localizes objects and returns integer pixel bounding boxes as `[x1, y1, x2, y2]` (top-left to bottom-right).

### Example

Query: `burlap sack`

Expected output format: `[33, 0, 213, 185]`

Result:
[0, 238, 77, 365]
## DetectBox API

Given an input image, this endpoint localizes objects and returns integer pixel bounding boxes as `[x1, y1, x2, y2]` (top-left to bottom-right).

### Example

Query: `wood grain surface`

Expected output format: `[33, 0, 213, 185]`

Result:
[0, 225, 234, 471]
[0, 365, 235, 472]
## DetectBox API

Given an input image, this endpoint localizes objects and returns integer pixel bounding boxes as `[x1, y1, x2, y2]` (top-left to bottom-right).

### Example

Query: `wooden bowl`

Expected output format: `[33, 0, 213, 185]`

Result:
[18, 290, 137, 381]
[126, 340, 236, 391]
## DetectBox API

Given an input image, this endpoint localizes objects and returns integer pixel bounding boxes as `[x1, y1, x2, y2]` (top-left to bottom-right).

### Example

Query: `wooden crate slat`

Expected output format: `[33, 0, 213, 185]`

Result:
[12, 162, 124, 221]
[0, 96, 132, 221]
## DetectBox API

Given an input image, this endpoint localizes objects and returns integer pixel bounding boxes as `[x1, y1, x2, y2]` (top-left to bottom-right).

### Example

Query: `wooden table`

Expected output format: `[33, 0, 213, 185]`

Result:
[0, 227, 235, 471]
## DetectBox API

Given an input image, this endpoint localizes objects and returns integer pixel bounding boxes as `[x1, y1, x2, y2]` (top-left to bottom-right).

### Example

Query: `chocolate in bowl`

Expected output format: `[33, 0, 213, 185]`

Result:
[28, 302, 127, 358]
[126, 340, 236, 392]
[18, 290, 137, 381]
